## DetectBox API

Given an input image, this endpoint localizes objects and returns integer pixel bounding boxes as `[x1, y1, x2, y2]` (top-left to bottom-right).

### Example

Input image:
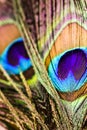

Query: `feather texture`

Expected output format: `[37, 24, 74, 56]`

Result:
[0, 0, 86, 99]
[10, 0, 87, 100]
[0, 0, 87, 129]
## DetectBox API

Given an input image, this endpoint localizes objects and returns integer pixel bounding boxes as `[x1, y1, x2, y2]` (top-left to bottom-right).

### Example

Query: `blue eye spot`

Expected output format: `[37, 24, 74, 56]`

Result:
[7, 38, 29, 66]
[1, 37, 32, 74]
[48, 48, 87, 92]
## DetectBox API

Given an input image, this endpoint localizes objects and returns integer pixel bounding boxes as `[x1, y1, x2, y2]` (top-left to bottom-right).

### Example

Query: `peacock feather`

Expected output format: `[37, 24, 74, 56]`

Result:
[0, 0, 87, 130]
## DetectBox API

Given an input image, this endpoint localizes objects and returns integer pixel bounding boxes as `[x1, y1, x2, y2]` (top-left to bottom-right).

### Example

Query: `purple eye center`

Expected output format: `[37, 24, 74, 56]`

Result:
[7, 39, 29, 66]
[58, 49, 86, 80]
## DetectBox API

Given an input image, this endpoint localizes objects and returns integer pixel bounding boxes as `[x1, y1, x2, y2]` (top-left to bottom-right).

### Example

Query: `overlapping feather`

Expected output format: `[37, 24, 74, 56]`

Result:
[0, 0, 87, 130]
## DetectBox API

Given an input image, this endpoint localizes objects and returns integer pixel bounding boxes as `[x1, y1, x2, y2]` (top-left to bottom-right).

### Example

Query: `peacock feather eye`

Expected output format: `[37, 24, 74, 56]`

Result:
[0, 23, 37, 85]
[45, 22, 87, 100]
[1, 37, 32, 74]
[48, 48, 87, 92]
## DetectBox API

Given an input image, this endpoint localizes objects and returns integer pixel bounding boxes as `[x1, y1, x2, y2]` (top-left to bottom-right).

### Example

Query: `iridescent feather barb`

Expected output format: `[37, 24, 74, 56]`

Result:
[0, 0, 87, 130]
